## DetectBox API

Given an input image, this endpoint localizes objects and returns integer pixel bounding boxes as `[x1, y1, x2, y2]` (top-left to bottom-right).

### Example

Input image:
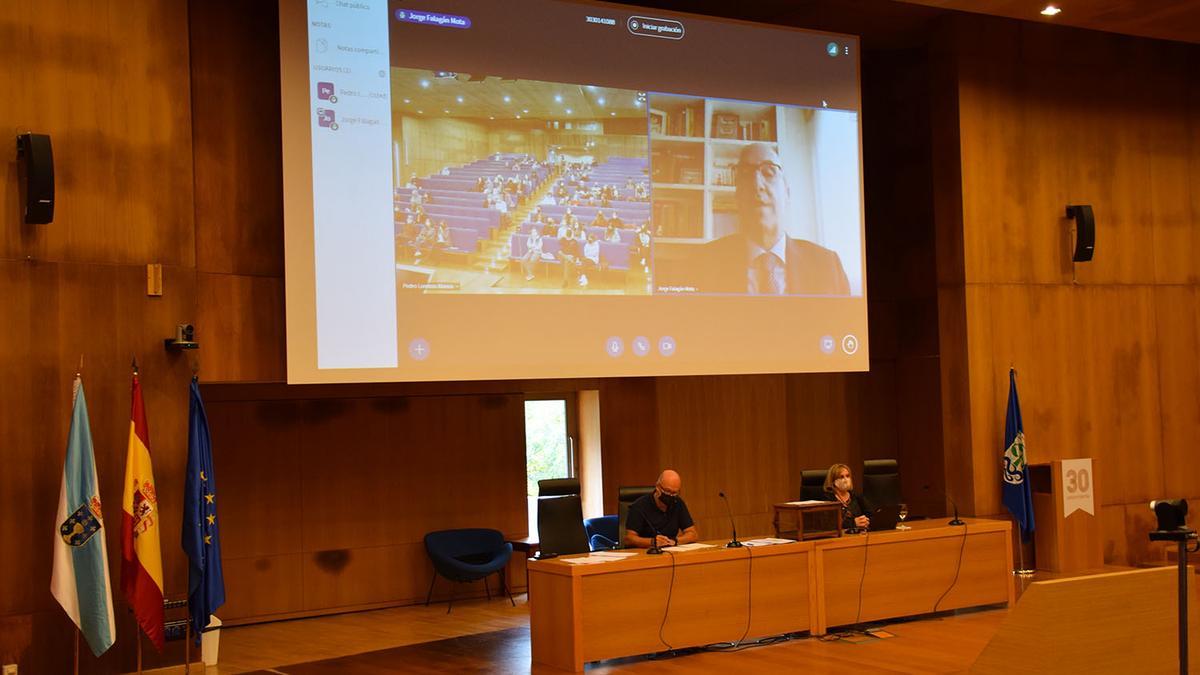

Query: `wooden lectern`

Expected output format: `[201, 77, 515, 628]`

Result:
[1028, 459, 1103, 572]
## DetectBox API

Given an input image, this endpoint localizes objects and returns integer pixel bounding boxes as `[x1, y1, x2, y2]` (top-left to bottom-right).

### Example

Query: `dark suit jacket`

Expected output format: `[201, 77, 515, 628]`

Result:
[692, 234, 851, 295]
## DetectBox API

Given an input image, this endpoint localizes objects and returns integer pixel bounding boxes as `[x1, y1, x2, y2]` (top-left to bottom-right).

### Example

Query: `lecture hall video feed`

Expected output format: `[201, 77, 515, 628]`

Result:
[648, 94, 864, 297]
[392, 68, 653, 295]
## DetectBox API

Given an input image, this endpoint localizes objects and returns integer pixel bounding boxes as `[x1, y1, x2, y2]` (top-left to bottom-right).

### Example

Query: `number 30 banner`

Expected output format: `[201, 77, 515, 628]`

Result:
[1061, 458, 1095, 517]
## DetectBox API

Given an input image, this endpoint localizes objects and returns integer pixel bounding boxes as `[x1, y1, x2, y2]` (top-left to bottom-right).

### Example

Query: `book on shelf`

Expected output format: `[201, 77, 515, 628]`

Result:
[713, 112, 740, 139]
[756, 119, 773, 141]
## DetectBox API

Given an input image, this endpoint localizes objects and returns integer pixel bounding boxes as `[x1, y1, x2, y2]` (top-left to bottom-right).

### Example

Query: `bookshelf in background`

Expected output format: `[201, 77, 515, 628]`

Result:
[649, 94, 781, 241]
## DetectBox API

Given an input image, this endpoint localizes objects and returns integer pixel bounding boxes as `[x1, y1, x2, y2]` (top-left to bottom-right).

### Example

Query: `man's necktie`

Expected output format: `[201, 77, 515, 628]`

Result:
[754, 252, 786, 294]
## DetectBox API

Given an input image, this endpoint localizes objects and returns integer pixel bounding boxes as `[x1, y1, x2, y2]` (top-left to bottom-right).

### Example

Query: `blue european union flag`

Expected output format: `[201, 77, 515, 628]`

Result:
[1002, 369, 1035, 539]
[183, 378, 225, 643]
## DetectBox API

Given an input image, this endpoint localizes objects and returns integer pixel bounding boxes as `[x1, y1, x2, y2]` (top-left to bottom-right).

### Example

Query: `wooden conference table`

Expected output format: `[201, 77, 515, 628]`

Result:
[529, 518, 1014, 671]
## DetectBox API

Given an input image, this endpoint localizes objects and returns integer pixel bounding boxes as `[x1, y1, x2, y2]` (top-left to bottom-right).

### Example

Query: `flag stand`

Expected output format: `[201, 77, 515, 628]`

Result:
[1017, 528, 1036, 576]
[185, 620, 191, 675]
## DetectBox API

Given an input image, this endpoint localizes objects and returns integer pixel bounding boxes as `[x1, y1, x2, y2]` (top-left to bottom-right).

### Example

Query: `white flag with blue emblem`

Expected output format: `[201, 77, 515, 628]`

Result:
[50, 376, 116, 656]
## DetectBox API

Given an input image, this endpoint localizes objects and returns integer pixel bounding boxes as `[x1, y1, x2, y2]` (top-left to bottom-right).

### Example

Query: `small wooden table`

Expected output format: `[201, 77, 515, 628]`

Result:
[773, 502, 843, 540]
[506, 536, 540, 593]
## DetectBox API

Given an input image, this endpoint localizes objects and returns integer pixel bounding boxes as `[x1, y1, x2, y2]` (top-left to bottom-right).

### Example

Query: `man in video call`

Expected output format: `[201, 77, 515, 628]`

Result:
[624, 470, 700, 549]
[698, 143, 850, 295]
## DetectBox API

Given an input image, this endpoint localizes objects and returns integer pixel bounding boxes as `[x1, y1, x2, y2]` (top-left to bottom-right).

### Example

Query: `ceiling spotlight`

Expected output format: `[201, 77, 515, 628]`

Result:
[403, 98, 411, 104]
[634, 100, 643, 107]
[597, 97, 606, 106]
[503, 95, 511, 103]
[420, 80, 430, 88]
[516, 114, 522, 119]
[554, 94, 563, 103]
[489, 116, 495, 120]
[523, 109, 529, 114]
[417, 110, 424, 114]
[456, 95, 464, 103]
[565, 109, 572, 114]
[610, 112, 616, 116]
[1040, 5, 1061, 15]
[443, 109, 450, 113]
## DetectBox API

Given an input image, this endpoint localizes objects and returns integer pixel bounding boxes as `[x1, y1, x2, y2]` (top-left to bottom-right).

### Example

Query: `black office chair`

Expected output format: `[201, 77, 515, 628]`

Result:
[800, 469, 829, 501]
[536, 484, 590, 557]
[616, 485, 655, 548]
[862, 459, 901, 508]
[538, 477, 580, 497]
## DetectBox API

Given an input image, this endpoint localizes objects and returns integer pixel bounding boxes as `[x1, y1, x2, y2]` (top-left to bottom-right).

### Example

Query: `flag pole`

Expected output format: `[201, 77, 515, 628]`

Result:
[1014, 516, 1035, 576]
[185, 620, 191, 674]
[73, 628, 79, 675]
[136, 629, 143, 674]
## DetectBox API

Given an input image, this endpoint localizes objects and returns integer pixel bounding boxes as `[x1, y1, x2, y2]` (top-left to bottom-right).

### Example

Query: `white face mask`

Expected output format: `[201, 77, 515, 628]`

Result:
[834, 477, 852, 492]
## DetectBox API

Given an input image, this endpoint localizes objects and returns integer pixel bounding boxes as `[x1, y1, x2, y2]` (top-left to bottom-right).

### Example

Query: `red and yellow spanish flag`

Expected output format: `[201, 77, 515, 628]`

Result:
[121, 371, 165, 651]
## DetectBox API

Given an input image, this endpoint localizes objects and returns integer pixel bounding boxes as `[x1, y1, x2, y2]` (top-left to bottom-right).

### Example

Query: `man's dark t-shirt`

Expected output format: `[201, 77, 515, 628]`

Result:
[625, 493, 694, 543]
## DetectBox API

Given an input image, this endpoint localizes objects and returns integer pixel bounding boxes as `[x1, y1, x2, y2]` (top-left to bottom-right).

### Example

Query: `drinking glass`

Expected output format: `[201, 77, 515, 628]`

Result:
[897, 503, 910, 530]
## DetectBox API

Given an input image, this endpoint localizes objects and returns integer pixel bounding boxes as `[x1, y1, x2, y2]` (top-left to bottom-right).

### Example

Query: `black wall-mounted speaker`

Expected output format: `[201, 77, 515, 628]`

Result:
[1066, 204, 1095, 262]
[16, 133, 55, 225]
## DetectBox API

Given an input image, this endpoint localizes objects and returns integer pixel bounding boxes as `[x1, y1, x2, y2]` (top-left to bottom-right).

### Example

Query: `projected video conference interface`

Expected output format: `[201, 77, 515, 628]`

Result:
[281, 0, 867, 383]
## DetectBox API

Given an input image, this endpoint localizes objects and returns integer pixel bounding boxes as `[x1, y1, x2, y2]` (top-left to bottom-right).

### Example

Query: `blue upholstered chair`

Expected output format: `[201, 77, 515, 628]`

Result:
[423, 528, 514, 613]
[584, 515, 619, 551]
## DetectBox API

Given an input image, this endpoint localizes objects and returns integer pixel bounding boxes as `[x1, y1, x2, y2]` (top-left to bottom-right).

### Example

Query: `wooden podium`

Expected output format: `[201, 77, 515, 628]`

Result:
[1028, 459, 1103, 572]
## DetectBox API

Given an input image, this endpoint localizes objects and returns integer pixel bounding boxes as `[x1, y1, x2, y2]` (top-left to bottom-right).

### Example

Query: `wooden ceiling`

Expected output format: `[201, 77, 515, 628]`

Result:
[893, 0, 1200, 44]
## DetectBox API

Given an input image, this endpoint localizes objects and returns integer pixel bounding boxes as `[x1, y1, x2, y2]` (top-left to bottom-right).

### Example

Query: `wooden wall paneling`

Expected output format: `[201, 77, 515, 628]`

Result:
[1146, 61, 1199, 285]
[220, 554, 306, 623]
[786, 373, 862, 485]
[598, 378, 659, 515]
[1099, 504, 1128, 566]
[856, 364, 899, 464]
[1154, 286, 1200, 500]
[302, 543, 430, 610]
[895, 356, 946, 516]
[654, 375, 791, 540]
[299, 395, 526, 552]
[0, 0, 195, 267]
[967, 285, 1163, 513]
[188, 0, 284, 277]
[206, 400, 306, 559]
[195, 272, 287, 383]
[0, 261, 197, 671]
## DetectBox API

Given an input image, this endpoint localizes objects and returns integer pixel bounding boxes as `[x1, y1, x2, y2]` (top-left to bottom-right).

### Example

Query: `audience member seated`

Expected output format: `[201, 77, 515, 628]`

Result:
[558, 227, 583, 288]
[629, 224, 652, 269]
[578, 233, 601, 287]
[521, 226, 544, 281]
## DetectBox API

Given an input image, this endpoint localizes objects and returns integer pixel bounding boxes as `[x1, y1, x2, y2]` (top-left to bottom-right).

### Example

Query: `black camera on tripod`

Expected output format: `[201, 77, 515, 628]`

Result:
[1148, 499, 1198, 543]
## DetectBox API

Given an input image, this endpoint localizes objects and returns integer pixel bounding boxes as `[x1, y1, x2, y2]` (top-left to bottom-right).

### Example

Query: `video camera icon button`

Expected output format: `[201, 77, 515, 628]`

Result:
[658, 336, 676, 357]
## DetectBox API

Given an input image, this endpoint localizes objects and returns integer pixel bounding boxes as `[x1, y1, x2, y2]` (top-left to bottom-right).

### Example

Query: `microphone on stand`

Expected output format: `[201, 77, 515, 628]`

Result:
[647, 519, 665, 555]
[923, 484, 966, 526]
[718, 491, 743, 548]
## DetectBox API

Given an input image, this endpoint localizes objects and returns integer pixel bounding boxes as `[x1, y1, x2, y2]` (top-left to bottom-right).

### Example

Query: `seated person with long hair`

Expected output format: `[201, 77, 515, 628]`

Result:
[825, 463, 870, 532]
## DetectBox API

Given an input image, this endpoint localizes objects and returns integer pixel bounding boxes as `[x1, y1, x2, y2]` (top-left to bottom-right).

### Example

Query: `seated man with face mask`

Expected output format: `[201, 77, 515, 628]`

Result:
[825, 463, 871, 533]
[624, 470, 700, 549]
